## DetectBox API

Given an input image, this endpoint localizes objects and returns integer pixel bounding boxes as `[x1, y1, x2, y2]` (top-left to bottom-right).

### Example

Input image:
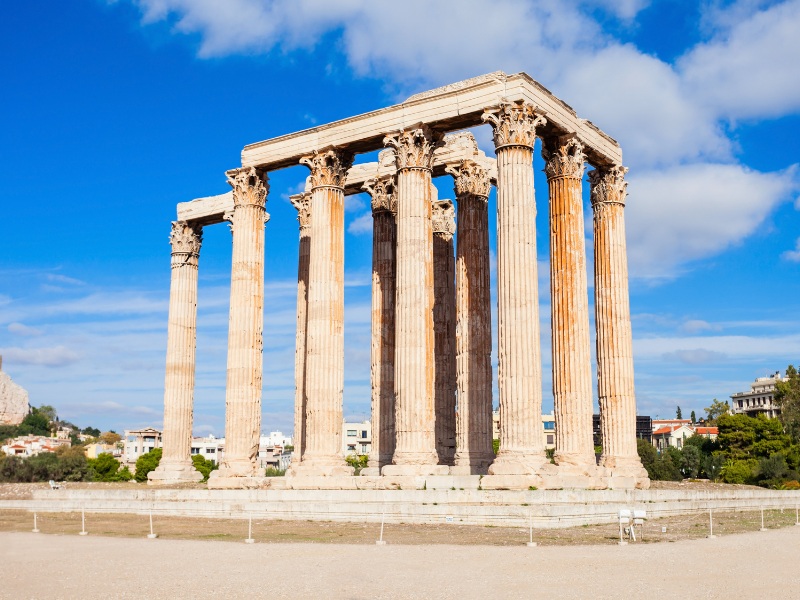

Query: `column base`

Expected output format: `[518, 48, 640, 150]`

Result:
[488, 451, 549, 476]
[602, 457, 650, 489]
[286, 456, 355, 478]
[451, 452, 494, 475]
[207, 459, 265, 488]
[147, 461, 203, 485]
[381, 464, 450, 476]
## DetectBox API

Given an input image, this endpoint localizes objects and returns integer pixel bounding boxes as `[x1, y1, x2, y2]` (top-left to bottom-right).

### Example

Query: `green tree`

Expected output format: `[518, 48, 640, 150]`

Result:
[756, 453, 788, 487]
[492, 438, 500, 455]
[703, 454, 725, 481]
[191, 454, 218, 482]
[680, 445, 702, 478]
[676, 406, 682, 420]
[775, 365, 800, 440]
[99, 431, 122, 445]
[345, 454, 369, 475]
[134, 448, 162, 482]
[17, 409, 50, 436]
[88, 452, 129, 482]
[36, 405, 58, 426]
[637, 439, 657, 478]
[690, 410, 697, 424]
[704, 399, 730, 425]
[721, 459, 757, 484]
[54, 446, 89, 481]
[82, 426, 101, 437]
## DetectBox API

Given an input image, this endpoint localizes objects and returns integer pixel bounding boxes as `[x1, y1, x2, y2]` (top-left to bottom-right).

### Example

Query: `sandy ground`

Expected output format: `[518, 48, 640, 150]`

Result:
[1, 527, 798, 599]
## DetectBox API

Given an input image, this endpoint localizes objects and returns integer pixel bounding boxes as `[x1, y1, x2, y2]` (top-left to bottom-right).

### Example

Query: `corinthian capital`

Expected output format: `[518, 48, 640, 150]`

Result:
[481, 100, 546, 149]
[299, 148, 354, 189]
[588, 165, 629, 206]
[383, 125, 442, 170]
[431, 200, 456, 240]
[542, 136, 586, 180]
[227, 167, 269, 207]
[169, 221, 202, 267]
[290, 192, 312, 230]
[445, 160, 491, 200]
[363, 176, 396, 215]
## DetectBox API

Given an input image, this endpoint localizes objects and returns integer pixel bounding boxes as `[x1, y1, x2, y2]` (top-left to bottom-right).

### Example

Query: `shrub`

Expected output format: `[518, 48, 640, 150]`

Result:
[721, 459, 757, 485]
[345, 454, 369, 475]
[264, 467, 285, 477]
[191, 454, 218, 482]
[780, 480, 800, 490]
[134, 448, 162, 482]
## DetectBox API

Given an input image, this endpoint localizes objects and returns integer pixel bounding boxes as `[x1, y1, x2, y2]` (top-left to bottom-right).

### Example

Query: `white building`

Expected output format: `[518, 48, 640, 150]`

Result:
[492, 410, 556, 450]
[343, 421, 371, 456]
[1, 435, 70, 457]
[730, 371, 786, 419]
[123, 427, 162, 464]
[190, 434, 224, 464]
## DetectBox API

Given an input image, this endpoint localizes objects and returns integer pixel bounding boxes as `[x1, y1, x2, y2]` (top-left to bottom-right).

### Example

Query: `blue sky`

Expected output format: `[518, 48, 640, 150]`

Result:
[1, 0, 799, 435]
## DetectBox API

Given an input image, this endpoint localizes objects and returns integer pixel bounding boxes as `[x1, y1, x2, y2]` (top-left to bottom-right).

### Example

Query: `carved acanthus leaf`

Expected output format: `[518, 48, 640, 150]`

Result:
[445, 160, 491, 199]
[227, 167, 269, 208]
[290, 192, 312, 230]
[299, 148, 353, 189]
[588, 165, 628, 206]
[543, 136, 586, 180]
[383, 125, 442, 170]
[431, 200, 456, 240]
[363, 176, 396, 215]
[169, 221, 202, 256]
[481, 100, 546, 149]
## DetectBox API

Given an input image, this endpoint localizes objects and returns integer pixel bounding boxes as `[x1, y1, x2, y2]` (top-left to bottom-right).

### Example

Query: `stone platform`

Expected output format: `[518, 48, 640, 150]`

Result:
[3, 486, 797, 529]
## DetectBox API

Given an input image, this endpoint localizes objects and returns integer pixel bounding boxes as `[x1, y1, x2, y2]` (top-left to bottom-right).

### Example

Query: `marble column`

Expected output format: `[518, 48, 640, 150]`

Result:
[543, 135, 596, 471]
[431, 200, 457, 466]
[446, 160, 494, 474]
[149, 220, 204, 484]
[481, 101, 548, 477]
[382, 125, 448, 475]
[289, 192, 311, 470]
[364, 176, 397, 470]
[589, 166, 648, 486]
[210, 167, 269, 485]
[292, 148, 355, 476]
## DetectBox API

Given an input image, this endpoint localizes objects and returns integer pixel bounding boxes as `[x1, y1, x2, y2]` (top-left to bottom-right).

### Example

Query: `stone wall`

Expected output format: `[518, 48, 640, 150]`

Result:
[0, 370, 29, 426]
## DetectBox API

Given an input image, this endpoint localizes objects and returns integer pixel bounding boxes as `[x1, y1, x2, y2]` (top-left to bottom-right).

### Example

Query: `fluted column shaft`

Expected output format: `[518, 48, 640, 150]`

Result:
[482, 102, 547, 474]
[590, 166, 643, 471]
[384, 126, 441, 469]
[544, 136, 595, 468]
[216, 168, 269, 479]
[297, 149, 354, 473]
[448, 162, 494, 472]
[150, 221, 203, 484]
[366, 177, 397, 469]
[291, 194, 311, 467]
[432, 201, 457, 465]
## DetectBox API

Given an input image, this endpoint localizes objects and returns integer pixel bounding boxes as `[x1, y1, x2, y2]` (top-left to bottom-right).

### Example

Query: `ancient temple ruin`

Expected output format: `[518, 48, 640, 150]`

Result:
[149, 72, 648, 490]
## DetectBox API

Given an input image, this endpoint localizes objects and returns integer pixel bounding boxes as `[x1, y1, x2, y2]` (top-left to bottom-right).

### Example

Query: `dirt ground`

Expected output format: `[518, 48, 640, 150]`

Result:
[1, 506, 798, 546]
[1, 527, 799, 599]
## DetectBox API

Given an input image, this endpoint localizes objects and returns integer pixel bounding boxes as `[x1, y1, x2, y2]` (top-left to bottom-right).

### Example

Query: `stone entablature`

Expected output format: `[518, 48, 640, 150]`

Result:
[155, 71, 647, 491]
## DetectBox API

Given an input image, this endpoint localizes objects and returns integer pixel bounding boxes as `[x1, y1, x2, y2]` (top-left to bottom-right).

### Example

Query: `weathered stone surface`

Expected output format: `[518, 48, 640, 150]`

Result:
[290, 149, 355, 477]
[149, 221, 203, 485]
[483, 102, 548, 476]
[0, 367, 29, 426]
[432, 199, 457, 466]
[364, 176, 397, 470]
[590, 166, 649, 489]
[290, 192, 312, 469]
[543, 135, 596, 472]
[448, 160, 494, 474]
[209, 167, 269, 487]
[382, 125, 441, 475]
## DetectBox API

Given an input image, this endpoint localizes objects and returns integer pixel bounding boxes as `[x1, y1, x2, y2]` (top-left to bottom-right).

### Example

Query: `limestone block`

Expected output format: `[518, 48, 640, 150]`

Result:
[0, 370, 29, 426]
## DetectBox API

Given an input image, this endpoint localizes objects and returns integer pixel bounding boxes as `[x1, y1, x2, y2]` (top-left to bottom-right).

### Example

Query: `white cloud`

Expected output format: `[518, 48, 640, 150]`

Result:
[680, 319, 721, 334]
[344, 194, 366, 212]
[662, 349, 728, 365]
[782, 237, 800, 262]
[626, 163, 798, 279]
[679, 0, 800, 120]
[7, 323, 42, 336]
[45, 273, 85, 286]
[0, 346, 81, 367]
[347, 212, 373, 235]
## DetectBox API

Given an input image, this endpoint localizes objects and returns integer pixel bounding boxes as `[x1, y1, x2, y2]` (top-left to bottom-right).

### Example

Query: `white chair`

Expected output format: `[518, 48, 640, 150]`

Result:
[633, 510, 647, 541]
[618, 509, 631, 544]
[48, 480, 60, 490]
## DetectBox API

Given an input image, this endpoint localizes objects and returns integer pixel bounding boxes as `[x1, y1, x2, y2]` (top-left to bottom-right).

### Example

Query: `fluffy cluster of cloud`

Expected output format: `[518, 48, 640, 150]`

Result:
[127, 0, 800, 279]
